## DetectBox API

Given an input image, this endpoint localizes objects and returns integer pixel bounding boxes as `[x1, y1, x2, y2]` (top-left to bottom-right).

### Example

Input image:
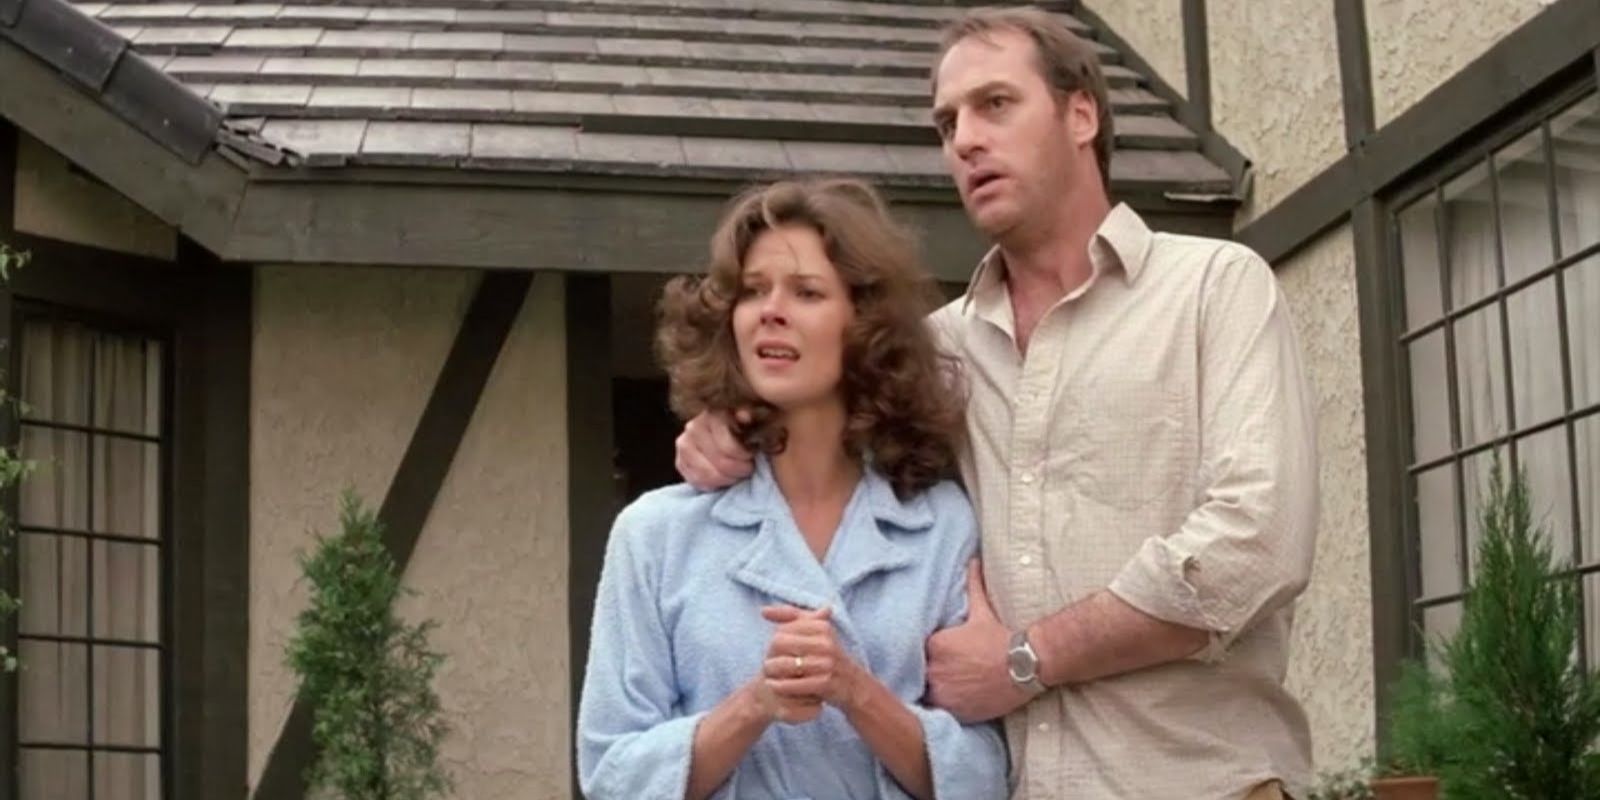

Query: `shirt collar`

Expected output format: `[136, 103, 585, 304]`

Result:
[960, 202, 1154, 316]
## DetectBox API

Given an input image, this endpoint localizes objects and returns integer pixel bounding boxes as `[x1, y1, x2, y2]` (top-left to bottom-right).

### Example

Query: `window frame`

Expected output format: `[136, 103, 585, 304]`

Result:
[1376, 69, 1600, 672]
[7, 301, 176, 800]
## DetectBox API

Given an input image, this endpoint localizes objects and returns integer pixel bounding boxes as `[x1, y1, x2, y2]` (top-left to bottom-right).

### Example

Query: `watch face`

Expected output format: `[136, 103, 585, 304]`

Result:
[1007, 647, 1035, 681]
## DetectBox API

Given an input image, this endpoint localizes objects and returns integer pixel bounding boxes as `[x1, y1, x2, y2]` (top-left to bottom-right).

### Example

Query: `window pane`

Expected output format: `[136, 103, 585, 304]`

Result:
[1552, 93, 1600, 256]
[1462, 448, 1503, 581]
[1578, 414, 1599, 565]
[20, 319, 93, 427]
[1445, 162, 1500, 308]
[19, 533, 88, 637]
[20, 748, 89, 800]
[1494, 128, 1556, 281]
[92, 540, 160, 643]
[1423, 602, 1463, 670]
[91, 437, 161, 541]
[1399, 193, 1445, 327]
[1517, 426, 1575, 565]
[94, 645, 161, 748]
[1408, 330, 1452, 463]
[1506, 278, 1566, 426]
[1570, 254, 1600, 410]
[96, 753, 161, 800]
[92, 333, 162, 437]
[19, 640, 88, 744]
[1454, 304, 1509, 447]
[1417, 465, 1462, 598]
[19, 426, 90, 531]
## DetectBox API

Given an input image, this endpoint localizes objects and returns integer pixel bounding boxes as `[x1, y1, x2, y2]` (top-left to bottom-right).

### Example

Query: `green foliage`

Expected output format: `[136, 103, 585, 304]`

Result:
[0, 241, 28, 282]
[0, 240, 30, 673]
[1380, 458, 1600, 798]
[286, 491, 451, 800]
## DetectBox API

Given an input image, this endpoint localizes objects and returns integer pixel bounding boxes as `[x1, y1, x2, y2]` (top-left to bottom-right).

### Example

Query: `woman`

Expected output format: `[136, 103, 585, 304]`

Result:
[577, 179, 1007, 800]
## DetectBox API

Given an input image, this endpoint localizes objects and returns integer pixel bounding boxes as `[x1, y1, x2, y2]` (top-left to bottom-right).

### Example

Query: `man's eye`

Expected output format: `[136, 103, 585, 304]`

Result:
[986, 96, 1009, 111]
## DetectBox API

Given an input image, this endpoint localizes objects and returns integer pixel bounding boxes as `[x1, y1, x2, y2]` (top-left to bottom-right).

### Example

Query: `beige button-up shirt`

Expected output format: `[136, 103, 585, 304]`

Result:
[930, 204, 1318, 800]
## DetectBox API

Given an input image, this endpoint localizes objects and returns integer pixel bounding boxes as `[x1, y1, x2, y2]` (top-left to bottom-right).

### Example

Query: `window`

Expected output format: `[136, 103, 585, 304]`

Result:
[1392, 88, 1600, 665]
[12, 311, 167, 800]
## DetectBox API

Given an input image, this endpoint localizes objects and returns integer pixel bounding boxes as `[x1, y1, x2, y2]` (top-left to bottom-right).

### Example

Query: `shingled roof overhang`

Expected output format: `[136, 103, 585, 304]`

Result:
[1, 0, 1242, 280]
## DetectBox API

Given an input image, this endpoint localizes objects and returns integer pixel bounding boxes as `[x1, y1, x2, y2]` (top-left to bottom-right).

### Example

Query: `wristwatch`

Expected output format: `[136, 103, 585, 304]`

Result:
[1007, 629, 1047, 696]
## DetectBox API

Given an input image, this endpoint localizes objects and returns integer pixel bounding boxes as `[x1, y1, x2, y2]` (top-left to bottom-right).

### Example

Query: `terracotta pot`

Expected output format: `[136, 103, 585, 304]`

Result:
[1370, 775, 1439, 800]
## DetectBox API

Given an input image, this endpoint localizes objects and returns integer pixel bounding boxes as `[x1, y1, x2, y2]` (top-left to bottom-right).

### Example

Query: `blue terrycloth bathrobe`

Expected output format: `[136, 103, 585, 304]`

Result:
[577, 456, 1008, 800]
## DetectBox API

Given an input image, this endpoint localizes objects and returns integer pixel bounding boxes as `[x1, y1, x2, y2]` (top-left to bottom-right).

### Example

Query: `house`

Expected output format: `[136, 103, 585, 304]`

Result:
[1, 0, 1592, 797]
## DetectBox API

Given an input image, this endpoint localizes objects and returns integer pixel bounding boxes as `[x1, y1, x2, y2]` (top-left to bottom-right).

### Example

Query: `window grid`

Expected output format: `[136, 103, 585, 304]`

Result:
[8, 311, 169, 800]
[1394, 87, 1600, 672]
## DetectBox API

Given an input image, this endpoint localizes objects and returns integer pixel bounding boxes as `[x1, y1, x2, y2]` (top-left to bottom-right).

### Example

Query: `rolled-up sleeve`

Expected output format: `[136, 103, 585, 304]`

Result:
[576, 507, 703, 800]
[1107, 250, 1319, 656]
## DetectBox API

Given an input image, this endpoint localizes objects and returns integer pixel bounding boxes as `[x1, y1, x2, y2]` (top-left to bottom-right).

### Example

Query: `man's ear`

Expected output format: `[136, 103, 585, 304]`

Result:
[1066, 90, 1099, 149]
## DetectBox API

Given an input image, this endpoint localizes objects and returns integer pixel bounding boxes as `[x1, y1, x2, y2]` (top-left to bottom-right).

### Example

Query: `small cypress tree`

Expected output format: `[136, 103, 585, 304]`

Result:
[1384, 458, 1600, 797]
[287, 491, 451, 800]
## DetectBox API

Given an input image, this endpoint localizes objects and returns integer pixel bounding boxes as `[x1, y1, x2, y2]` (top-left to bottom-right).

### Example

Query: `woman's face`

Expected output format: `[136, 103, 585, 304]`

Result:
[732, 224, 856, 414]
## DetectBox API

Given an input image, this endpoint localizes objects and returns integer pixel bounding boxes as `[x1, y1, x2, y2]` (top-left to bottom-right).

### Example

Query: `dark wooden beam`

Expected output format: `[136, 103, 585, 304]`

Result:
[1351, 198, 1410, 753]
[1238, 0, 1600, 264]
[251, 270, 534, 800]
[566, 273, 615, 798]
[1333, 0, 1376, 148]
[1333, 0, 1400, 751]
[194, 245, 252, 800]
[1182, 0, 1211, 132]
[223, 179, 996, 280]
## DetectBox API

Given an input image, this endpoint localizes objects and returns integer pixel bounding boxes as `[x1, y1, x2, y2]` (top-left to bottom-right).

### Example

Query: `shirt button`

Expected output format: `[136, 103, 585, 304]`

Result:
[1019, 554, 1033, 566]
[1019, 470, 1036, 484]
[1038, 722, 1051, 732]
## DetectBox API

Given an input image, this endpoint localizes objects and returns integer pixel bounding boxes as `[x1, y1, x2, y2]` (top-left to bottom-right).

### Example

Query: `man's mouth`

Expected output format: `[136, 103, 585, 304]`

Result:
[968, 169, 1005, 195]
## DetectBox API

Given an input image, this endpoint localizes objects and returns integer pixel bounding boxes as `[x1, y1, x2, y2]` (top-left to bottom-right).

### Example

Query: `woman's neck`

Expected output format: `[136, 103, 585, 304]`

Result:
[769, 400, 861, 559]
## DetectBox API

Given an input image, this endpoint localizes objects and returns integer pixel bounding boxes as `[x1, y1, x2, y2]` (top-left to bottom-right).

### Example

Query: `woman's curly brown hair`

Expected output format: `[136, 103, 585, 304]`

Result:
[656, 178, 966, 499]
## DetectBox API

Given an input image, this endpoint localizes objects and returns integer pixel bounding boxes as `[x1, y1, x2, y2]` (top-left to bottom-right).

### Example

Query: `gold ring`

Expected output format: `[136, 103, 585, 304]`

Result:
[793, 655, 804, 674]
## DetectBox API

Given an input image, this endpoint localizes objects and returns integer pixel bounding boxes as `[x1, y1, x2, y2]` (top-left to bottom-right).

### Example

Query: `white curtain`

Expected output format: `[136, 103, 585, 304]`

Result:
[1402, 91, 1600, 657]
[17, 319, 162, 800]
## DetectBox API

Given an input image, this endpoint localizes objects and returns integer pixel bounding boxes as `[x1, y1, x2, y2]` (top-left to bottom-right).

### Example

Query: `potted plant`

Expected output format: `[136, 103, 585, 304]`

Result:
[286, 491, 452, 800]
[1375, 459, 1600, 799]
[1371, 663, 1452, 799]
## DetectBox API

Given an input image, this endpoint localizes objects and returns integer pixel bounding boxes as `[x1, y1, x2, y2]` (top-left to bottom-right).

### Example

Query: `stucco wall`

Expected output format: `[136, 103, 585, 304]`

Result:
[394, 274, 571, 799]
[248, 265, 476, 787]
[12, 132, 176, 260]
[1207, 1, 1345, 223]
[1082, 0, 1187, 98]
[1275, 225, 1376, 775]
[1366, 0, 1550, 127]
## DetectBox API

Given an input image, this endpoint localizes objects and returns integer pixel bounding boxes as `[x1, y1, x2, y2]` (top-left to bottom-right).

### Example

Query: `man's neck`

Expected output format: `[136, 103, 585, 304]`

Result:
[995, 191, 1113, 352]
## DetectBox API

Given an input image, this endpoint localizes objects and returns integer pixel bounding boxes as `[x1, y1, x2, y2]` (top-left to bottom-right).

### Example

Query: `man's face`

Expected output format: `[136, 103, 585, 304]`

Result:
[932, 30, 1098, 239]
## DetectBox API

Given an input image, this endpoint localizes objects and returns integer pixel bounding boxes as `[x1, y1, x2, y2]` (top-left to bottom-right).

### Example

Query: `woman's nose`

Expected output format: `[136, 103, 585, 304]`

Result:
[759, 295, 787, 325]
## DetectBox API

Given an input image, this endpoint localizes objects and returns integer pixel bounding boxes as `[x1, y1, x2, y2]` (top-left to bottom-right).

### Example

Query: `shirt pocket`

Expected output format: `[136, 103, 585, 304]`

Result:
[1067, 377, 1190, 511]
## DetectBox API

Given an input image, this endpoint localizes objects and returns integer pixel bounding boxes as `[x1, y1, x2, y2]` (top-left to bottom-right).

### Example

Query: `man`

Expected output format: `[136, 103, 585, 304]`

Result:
[675, 7, 1318, 799]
